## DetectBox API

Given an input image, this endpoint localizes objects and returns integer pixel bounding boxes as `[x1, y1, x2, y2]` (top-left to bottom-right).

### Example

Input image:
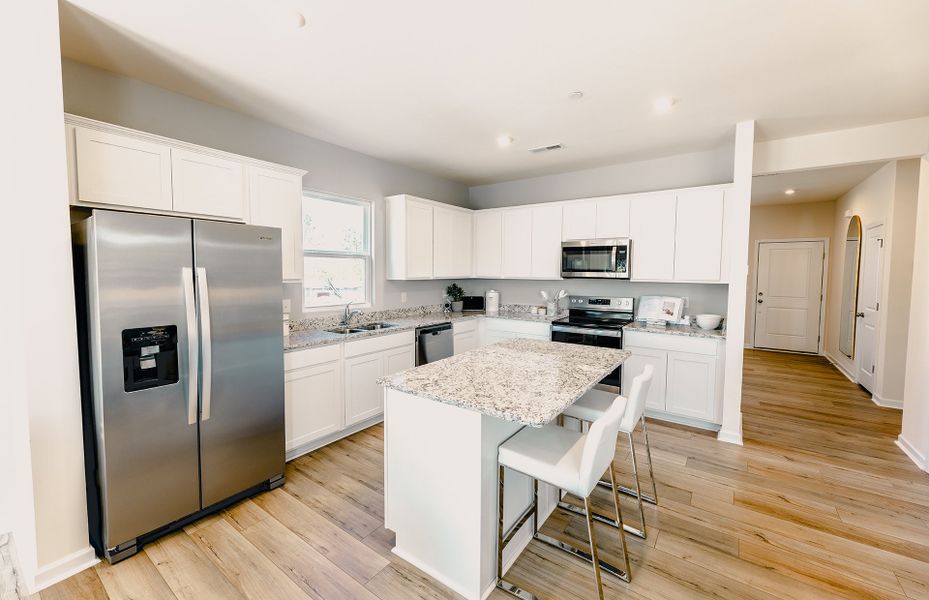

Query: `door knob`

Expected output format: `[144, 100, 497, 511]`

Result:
[757, 299, 763, 304]
[856, 312, 865, 318]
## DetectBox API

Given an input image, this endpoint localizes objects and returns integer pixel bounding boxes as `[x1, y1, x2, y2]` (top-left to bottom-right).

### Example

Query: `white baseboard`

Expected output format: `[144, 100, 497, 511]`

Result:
[824, 352, 856, 383]
[285, 416, 383, 462]
[31, 546, 97, 593]
[871, 393, 904, 409]
[717, 428, 743, 446]
[896, 434, 928, 473]
[391, 546, 478, 600]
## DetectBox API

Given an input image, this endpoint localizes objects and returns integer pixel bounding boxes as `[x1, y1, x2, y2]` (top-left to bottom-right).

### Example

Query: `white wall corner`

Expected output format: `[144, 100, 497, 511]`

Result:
[719, 120, 755, 446]
[31, 546, 97, 594]
[896, 434, 928, 473]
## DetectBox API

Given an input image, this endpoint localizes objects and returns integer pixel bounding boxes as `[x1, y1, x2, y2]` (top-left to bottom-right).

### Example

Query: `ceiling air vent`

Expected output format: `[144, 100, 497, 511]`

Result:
[528, 143, 565, 154]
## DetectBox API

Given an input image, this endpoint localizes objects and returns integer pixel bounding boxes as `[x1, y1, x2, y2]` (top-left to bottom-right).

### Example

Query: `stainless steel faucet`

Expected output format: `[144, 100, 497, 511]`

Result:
[328, 278, 362, 326]
[342, 302, 362, 326]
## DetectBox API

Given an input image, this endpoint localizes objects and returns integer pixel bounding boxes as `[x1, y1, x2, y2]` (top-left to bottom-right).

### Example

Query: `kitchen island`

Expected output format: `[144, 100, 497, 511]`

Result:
[379, 338, 629, 600]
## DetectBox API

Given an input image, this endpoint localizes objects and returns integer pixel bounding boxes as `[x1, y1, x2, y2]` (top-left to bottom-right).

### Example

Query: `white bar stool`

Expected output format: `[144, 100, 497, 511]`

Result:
[496, 394, 631, 600]
[560, 365, 656, 539]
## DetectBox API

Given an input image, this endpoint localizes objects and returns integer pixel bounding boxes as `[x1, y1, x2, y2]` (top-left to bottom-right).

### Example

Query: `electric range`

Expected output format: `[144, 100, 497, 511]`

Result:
[550, 295, 634, 388]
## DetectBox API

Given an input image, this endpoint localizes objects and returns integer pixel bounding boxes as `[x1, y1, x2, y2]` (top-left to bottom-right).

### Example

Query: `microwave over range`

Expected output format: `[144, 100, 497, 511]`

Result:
[561, 238, 631, 279]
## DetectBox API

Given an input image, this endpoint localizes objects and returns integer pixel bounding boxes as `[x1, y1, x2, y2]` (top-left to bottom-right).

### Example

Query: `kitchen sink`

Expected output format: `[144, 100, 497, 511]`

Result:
[325, 327, 355, 334]
[351, 322, 398, 331]
[325, 322, 398, 335]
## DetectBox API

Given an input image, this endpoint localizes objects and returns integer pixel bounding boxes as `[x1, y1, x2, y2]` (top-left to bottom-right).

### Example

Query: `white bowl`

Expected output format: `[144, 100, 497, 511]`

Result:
[695, 314, 722, 330]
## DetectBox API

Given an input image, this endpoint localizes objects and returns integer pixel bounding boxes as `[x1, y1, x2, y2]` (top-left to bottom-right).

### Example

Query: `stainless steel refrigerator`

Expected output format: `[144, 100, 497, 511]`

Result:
[72, 210, 285, 563]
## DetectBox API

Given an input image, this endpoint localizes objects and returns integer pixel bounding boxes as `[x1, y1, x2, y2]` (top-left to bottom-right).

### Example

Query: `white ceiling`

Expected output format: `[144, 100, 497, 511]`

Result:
[751, 162, 885, 206]
[58, 0, 929, 185]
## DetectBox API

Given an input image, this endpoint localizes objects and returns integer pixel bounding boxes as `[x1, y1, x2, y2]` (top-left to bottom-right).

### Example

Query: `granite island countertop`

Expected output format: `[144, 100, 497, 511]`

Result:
[623, 321, 726, 340]
[284, 310, 564, 352]
[378, 338, 630, 427]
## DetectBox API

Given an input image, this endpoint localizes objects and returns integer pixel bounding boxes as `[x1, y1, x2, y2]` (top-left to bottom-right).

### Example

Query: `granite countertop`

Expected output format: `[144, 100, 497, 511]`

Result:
[623, 321, 726, 340]
[284, 310, 564, 352]
[378, 338, 630, 427]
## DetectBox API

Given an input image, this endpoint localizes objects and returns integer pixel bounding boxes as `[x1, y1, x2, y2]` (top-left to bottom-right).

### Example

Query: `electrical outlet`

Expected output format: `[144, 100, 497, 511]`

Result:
[282, 299, 291, 313]
[400, 292, 408, 304]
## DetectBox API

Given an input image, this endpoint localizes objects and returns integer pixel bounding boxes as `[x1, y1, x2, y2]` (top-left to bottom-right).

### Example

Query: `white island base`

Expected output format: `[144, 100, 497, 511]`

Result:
[384, 389, 559, 600]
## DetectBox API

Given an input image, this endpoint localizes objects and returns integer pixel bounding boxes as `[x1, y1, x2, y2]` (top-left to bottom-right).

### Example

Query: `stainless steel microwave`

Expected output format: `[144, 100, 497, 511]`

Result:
[561, 238, 631, 279]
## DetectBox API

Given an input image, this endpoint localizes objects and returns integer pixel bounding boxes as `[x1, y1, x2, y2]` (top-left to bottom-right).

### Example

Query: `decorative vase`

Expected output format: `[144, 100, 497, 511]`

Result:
[451, 301, 464, 312]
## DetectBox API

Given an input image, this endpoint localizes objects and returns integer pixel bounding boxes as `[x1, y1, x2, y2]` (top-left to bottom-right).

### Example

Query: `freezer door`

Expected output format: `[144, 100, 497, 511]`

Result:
[193, 220, 285, 507]
[83, 211, 201, 550]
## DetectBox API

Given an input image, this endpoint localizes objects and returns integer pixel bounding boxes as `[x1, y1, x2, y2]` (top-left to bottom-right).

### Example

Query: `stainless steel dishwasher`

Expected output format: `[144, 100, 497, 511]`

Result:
[415, 322, 454, 366]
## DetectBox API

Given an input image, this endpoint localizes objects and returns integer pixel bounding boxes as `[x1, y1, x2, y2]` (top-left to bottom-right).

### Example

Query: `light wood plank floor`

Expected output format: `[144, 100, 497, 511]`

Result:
[42, 349, 929, 599]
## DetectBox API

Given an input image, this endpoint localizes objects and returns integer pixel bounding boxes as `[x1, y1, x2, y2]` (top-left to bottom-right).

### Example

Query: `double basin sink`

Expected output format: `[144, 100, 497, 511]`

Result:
[326, 321, 399, 335]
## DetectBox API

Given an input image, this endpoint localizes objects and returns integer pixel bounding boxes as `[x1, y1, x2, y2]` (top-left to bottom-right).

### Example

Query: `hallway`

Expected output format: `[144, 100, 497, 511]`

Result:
[40, 350, 929, 600]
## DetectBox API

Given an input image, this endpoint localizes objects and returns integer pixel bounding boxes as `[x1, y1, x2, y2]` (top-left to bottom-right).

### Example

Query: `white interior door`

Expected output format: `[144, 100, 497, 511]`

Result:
[754, 241, 825, 353]
[855, 225, 884, 392]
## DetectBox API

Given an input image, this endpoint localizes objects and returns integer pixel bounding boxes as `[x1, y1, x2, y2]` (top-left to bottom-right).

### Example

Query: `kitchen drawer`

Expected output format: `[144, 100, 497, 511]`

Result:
[453, 319, 478, 334]
[483, 318, 550, 336]
[344, 330, 415, 358]
[623, 331, 720, 356]
[284, 343, 342, 372]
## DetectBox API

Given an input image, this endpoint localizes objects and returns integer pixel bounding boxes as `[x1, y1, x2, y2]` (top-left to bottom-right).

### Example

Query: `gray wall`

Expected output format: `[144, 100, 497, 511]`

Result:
[469, 146, 734, 209]
[61, 60, 470, 319]
[464, 280, 729, 316]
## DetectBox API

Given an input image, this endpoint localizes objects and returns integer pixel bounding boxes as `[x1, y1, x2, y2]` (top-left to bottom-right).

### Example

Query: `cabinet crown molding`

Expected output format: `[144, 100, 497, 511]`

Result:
[64, 113, 307, 177]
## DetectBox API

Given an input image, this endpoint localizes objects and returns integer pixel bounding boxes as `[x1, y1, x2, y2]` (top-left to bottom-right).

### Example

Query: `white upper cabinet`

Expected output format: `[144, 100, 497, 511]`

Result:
[502, 208, 533, 278]
[674, 188, 725, 282]
[531, 204, 563, 279]
[595, 195, 631, 239]
[433, 204, 473, 278]
[248, 167, 304, 282]
[561, 201, 597, 240]
[386, 195, 434, 280]
[629, 192, 677, 281]
[171, 149, 247, 220]
[473, 210, 503, 278]
[72, 125, 172, 210]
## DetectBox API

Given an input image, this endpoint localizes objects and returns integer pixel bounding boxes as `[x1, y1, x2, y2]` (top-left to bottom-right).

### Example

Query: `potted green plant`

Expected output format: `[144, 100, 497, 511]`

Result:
[446, 283, 465, 312]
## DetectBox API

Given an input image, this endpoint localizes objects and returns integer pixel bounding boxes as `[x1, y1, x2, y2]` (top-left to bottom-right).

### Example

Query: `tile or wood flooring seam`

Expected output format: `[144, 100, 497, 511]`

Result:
[40, 349, 929, 599]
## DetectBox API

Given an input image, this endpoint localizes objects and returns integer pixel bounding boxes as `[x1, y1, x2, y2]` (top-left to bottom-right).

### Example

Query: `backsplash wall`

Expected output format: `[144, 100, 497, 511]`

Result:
[462, 280, 730, 316]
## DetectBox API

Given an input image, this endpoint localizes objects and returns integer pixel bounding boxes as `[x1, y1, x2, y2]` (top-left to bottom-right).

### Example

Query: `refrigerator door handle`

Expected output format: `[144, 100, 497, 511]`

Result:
[196, 267, 213, 421]
[182, 267, 199, 426]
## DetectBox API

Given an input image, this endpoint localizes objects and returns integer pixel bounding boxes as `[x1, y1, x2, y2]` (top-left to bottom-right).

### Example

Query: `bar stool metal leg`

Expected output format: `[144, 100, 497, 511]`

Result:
[627, 430, 647, 538]
[583, 497, 604, 599]
[641, 416, 659, 503]
[496, 466, 538, 600]
[608, 464, 632, 580]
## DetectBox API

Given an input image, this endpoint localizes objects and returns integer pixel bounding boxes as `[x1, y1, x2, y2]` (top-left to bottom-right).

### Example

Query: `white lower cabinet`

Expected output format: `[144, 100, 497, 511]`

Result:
[344, 331, 415, 427]
[479, 318, 550, 346]
[283, 330, 414, 458]
[620, 346, 667, 412]
[453, 320, 479, 355]
[623, 331, 723, 428]
[666, 352, 717, 420]
[284, 345, 343, 453]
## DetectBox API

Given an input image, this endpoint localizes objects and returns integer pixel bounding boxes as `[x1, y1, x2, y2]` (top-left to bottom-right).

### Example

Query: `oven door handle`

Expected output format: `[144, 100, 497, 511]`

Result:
[551, 324, 622, 338]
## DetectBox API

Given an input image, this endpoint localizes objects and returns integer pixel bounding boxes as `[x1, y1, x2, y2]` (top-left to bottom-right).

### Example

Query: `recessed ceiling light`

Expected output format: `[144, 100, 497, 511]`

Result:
[496, 135, 514, 148]
[293, 11, 307, 28]
[652, 96, 675, 113]
[784, 188, 796, 196]
[568, 91, 584, 100]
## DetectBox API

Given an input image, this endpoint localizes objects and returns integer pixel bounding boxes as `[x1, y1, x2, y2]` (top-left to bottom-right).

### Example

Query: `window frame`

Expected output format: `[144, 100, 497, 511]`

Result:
[301, 190, 374, 312]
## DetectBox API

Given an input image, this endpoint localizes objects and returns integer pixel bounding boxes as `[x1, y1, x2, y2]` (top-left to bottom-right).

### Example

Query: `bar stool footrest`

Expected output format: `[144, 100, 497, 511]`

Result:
[533, 532, 631, 583]
[596, 480, 657, 504]
[557, 500, 646, 539]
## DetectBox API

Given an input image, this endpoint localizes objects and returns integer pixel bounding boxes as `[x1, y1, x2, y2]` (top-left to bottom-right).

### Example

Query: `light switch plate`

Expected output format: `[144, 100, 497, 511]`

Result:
[282, 299, 291, 313]
[401, 292, 407, 303]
